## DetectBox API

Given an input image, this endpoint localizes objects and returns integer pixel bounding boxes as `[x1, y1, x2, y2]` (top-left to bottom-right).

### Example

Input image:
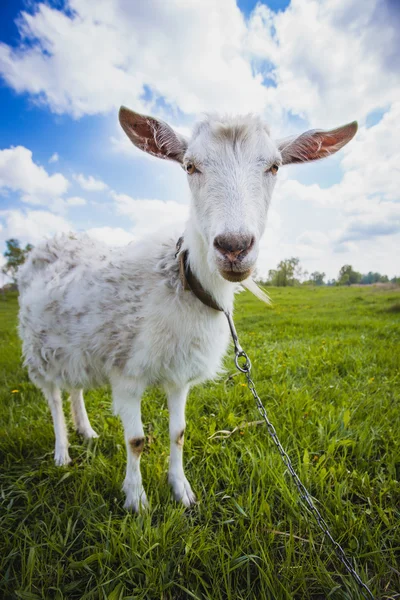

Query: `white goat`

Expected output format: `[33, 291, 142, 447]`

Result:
[17, 108, 357, 511]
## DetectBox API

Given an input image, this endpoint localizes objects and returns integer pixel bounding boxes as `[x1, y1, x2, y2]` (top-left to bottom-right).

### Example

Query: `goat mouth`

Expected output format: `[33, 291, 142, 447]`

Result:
[220, 269, 252, 283]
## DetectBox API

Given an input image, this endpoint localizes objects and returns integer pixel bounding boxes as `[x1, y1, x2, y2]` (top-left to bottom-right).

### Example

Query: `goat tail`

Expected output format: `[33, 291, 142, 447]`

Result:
[241, 278, 271, 306]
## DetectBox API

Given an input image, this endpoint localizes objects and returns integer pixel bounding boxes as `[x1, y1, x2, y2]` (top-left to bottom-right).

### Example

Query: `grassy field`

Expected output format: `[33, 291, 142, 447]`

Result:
[0, 286, 399, 600]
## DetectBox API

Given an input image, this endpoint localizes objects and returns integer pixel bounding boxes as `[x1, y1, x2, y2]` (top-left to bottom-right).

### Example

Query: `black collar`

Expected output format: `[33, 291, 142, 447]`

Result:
[176, 238, 223, 312]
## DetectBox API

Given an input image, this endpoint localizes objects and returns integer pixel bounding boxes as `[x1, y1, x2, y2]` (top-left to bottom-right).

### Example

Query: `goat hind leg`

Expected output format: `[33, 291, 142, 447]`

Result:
[69, 389, 98, 439]
[42, 383, 71, 466]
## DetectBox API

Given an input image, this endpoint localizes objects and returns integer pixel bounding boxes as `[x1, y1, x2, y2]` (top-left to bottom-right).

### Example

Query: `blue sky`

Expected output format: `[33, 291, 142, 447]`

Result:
[0, 0, 399, 281]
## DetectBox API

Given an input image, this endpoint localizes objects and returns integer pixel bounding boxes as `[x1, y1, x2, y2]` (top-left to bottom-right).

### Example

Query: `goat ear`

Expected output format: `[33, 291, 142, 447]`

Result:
[119, 106, 188, 163]
[277, 121, 358, 165]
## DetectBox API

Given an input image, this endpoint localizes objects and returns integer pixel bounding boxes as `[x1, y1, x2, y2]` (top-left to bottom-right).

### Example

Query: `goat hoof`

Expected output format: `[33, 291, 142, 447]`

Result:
[123, 485, 149, 512]
[170, 475, 196, 507]
[80, 427, 99, 440]
[54, 449, 72, 466]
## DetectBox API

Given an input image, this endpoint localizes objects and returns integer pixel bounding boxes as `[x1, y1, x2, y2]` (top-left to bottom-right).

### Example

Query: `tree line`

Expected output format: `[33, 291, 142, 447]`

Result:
[259, 257, 399, 287]
[2, 239, 399, 288]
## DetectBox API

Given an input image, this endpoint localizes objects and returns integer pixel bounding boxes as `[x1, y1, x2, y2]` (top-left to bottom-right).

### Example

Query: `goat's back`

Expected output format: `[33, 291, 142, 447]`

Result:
[18, 233, 109, 293]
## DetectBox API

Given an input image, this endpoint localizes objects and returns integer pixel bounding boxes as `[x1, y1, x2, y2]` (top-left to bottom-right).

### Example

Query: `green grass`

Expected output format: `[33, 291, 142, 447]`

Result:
[0, 287, 399, 600]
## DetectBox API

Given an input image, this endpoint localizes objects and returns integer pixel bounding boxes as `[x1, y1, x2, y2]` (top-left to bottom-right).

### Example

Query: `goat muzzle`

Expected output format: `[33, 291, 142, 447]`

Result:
[214, 234, 255, 282]
[214, 234, 255, 261]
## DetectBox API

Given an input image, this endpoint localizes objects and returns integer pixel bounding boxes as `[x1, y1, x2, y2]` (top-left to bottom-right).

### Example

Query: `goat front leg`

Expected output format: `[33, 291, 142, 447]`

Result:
[165, 384, 196, 507]
[112, 379, 148, 512]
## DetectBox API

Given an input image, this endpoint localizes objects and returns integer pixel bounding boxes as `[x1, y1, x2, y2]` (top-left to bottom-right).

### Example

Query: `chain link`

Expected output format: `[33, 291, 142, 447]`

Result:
[225, 312, 374, 600]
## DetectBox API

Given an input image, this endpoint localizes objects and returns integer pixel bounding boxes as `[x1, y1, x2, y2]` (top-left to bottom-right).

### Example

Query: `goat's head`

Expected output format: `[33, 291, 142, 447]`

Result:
[119, 107, 357, 283]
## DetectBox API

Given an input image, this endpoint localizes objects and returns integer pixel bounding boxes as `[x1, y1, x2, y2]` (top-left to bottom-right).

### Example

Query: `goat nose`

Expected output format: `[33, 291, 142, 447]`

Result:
[214, 234, 255, 261]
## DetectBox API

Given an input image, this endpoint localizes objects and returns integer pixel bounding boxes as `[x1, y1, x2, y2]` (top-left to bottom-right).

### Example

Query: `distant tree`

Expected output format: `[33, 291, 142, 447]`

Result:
[338, 265, 361, 286]
[361, 271, 375, 284]
[310, 271, 326, 286]
[2, 239, 33, 284]
[266, 269, 277, 286]
[266, 257, 302, 286]
[360, 271, 389, 284]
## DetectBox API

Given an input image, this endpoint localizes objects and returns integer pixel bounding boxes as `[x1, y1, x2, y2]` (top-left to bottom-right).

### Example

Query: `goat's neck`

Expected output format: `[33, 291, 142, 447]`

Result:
[183, 222, 236, 313]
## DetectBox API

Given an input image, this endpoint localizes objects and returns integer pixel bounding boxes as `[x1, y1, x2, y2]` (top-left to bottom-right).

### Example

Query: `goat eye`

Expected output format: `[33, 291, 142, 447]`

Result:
[270, 164, 279, 175]
[186, 162, 196, 175]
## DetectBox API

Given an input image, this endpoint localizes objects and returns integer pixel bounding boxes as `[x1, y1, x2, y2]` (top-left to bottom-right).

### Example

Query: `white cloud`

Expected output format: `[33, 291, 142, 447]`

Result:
[66, 196, 87, 206]
[74, 173, 108, 191]
[340, 101, 400, 206]
[334, 104, 398, 214]
[112, 192, 189, 237]
[0, 209, 71, 246]
[0, 146, 92, 214]
[336, 202, 400, 244]
[333, 241, 358, 255]
[49, 152, 59, 163]
[0, 145, 69, 206]
[0, 0, 270, 119]
[247, 0, 400, 126]
[0, 0, 398, 131]
[296, 231, 330, 247]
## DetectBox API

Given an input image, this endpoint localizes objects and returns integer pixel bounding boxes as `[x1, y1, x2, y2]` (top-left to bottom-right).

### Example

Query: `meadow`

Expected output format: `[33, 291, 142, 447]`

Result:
[0, 286, 399, 600]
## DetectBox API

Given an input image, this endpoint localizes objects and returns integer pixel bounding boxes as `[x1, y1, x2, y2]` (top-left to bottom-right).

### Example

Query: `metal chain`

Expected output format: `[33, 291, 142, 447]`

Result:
[225, 311, 374, 600]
